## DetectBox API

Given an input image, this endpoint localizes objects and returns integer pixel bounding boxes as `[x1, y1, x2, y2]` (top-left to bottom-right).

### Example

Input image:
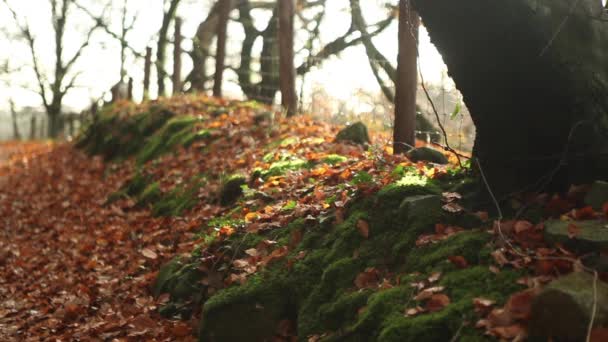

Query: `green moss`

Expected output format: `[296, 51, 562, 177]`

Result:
[200, 273, 292, 342]
[298, 257, 363, 337]
[263, 158, 308, 178]
[323, 154, 348, 165]
[378, 299, 470, 342]
[137, 115, 202, 164]
[137, 182, 161, 207]
[152, 180, 202, 217]
[319, 290, 372, 331]
[76, 106, 174, 160]
[404, 230, 490, 272]
[335, 122, 370, 145]
[219, 174, 247, 206]
[350, 286, 413, 337]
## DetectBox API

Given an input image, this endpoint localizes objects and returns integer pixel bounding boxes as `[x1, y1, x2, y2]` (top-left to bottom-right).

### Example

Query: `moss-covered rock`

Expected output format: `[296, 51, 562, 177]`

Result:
[263, 159, 308, 178]
[530, 272, 608, 341]
[137, 115, 203, 164]
[76, 106, 174, 160]
[584, 180, 608, 210]
[335, 122, 370, 146]
[137, 182, 162, 207]
[219, 174, 247, 206]
[200, 273, 293, 342]
[152, 182, 201, 217]
[406, 147, 449, 165]
[544, 219, 608, 253]
[323, 154, 348, 165]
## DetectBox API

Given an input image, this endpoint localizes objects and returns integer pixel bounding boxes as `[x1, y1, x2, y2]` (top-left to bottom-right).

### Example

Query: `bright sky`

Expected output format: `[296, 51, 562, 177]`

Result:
[0, 0, 450, 112]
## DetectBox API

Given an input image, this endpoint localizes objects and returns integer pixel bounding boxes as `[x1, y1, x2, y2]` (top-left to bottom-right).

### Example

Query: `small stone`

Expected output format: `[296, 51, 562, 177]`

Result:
[406, 147, 449, 165]
[254, 111, 274, 124]
[584, 180, 608, 210]
[544, 219, 608, 253]
[219, 174, 247, 206]
[335, 122, 370, 145]
[530, 272, 608, 341]
[399, 194, 442, 229]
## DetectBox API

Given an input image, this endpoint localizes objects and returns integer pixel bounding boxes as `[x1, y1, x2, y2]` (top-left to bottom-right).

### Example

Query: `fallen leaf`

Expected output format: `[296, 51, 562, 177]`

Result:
[426, 294, 450, 312]
[356, 219, 370, 238]
[448, 255, 469, 269]
[141, 248, 158, 260]
[414, 286, 445, 301]
[567, 223, 581, 239]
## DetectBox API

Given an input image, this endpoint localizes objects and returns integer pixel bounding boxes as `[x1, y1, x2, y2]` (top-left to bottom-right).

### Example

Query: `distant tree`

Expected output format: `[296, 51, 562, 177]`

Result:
[157, 0, 182, 97]
[2, 0, 102, 138]
[187, 0, 394, 103]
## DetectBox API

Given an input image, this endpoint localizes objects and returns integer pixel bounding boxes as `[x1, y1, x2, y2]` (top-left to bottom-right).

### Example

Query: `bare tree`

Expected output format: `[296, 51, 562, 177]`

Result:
[278, 0, 297, 115]
[393, 0, 419, 154]
[157, 0, 181, 97]
[2, 0, 102, 137]
[9, 99, 21, 140]
[172, 17, 183, 94]
[213, 0, 231, 97]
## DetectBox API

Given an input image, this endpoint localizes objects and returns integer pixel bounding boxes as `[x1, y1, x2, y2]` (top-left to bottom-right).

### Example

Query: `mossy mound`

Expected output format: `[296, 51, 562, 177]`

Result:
[335, 122, 371, 146]
[219, 174, 247, 206]
[137, 115, 208, 164]
[151, 171, 523, 341]
[76, 105, 175, 160]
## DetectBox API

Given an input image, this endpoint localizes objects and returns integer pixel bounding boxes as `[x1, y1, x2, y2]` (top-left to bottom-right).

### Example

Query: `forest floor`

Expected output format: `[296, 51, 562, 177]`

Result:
[0, 95, 607, 341]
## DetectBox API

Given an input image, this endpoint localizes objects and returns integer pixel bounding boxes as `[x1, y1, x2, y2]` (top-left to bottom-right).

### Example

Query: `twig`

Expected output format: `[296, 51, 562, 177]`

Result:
[586, 270, 598, 342]
[539, 0, 583, 57]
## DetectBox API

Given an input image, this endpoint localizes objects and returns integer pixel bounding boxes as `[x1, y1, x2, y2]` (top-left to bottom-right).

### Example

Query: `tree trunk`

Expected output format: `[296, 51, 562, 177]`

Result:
[30, 116, 37, 140]
[9, 100, 21, 140]
[157, 0, 181, 98]
[143, 47, 152, 100]
[393, 0, 419, 154]
[278, 0, 298, 116]
[214, 0, 231, 97]
[413, 0, 608, 195]
[173, 17, 183, 95]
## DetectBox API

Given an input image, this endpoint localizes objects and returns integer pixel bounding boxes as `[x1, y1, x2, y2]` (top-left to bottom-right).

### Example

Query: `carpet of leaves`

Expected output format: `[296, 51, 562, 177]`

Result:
[1, 95, 607, 341]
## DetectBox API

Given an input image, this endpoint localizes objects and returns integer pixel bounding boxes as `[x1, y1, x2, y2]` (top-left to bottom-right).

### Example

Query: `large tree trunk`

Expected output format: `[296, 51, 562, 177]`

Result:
[277, 0, 297, 116]
[413, 0, 608, 195]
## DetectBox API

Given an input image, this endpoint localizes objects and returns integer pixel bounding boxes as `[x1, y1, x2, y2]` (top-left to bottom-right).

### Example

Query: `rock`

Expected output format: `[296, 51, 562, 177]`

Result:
[254, 111, 274, 124]
[219, 174, 247, 206]
[399, 194, 442, 229]
[406, 147, 448, 165]
[585, 180, 608, 210]
[544, 219, 608, 253]
[530, 272, 608, 341]
[335, 122, 370, 146]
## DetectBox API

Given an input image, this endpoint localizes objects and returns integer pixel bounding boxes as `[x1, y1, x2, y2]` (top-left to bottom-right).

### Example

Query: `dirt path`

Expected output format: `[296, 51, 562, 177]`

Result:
[0, 143, 197, 341]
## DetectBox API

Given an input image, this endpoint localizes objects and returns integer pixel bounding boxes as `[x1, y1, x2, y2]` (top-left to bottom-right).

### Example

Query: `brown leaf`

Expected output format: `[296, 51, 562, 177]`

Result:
[506, 288, 537, 320]
[356, 219, 370, 238]
[567, 223, 581, 239]
[141, 248, 158, 260]
[448, 255, 469, 269]
[414, 286, 445, 301]
[426, 294, 450, 312]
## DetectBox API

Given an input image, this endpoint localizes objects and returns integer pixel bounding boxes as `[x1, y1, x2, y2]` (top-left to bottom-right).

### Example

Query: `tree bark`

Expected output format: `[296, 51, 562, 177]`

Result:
[213, 0, 231, 97]
[143, 47, 152, 99]
[9, 100, 21, 140]
[278, 0, 297, 116]
[393, 0, 419, 154]
[413, 0, 608, 195]
[157, 0, 181, 98]
[173, 17, 182, 94]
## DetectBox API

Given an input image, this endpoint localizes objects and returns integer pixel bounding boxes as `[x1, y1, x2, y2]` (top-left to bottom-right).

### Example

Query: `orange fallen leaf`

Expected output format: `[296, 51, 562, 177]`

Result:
[426, 294, 450, 312]
[448, 255, 469, 269]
